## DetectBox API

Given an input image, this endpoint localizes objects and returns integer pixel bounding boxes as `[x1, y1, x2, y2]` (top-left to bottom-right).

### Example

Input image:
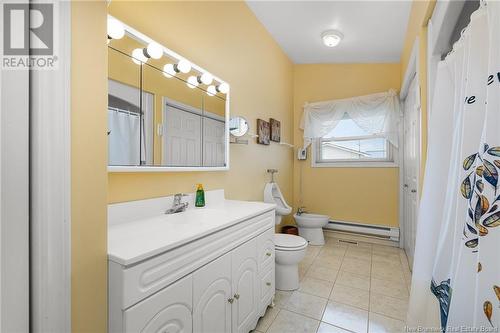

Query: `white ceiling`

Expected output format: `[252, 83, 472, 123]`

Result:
[246, 1, 412, 64]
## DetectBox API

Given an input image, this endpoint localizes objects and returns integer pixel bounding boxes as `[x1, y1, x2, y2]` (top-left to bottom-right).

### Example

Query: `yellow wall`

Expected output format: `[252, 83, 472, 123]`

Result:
[401, 0, 436, 189]
[71, 2, 108, 332]
[293, 64, 401, 227]
[107, 2, 294, 211]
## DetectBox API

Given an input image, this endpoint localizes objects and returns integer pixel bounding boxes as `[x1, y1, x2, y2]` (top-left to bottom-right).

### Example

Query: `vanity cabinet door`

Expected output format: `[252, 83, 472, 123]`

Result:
[193, 252, 232, 333]
[231, 238, 259, 333]
[123, 274, 192, 333]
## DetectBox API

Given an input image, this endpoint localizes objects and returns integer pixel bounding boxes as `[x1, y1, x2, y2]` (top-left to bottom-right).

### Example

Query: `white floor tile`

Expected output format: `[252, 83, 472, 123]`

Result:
[274, 290, 293, 308]
[267, 309, 320, 333]
[368, 312, 406, 333]
[317, 321, 352, 333]
[284, 291, 328, 320]
[329, 284, 370, 310]
[369, 293, 409, 321]
[335, 270, 370, 291]
[322, 301, 369, 333]
[306, 264, 339, 282]
[341, 257, 372, 277]
[370, 278, 409, 299]
[299, 277, 334, 298]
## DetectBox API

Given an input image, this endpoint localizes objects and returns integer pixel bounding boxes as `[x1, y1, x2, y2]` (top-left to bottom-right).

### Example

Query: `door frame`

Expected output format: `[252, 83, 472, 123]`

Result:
[30, 1, 72, 331]
[0, 18, 30, 333]
[399, 38, 421, 255]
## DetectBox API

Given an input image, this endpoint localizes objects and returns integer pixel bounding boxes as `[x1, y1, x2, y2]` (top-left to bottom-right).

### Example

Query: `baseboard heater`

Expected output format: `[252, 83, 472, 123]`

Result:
[324, 220, 399, 242]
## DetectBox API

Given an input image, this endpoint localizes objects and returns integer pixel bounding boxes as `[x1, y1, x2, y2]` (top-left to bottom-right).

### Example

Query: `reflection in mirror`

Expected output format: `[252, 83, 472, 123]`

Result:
[107, 15, 229, 170]
[108, 33, 149, 166]
[229, 117, 249, 137]
[203, 96, 226, 167]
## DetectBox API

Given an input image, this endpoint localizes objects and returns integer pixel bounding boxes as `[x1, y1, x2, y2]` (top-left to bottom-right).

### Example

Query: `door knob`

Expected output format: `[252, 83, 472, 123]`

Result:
[234, 294, 240, 300]
[228, 298, 234, 304]
[411, 189, 417, 193]
[266, 252, 272, 257]
[266, 282, 271, 286]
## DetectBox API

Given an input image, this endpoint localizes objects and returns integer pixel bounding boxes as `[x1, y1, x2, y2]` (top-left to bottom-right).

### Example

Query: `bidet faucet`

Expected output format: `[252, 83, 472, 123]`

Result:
[165, 193, 189, 214]
[297, 206, 307, 215]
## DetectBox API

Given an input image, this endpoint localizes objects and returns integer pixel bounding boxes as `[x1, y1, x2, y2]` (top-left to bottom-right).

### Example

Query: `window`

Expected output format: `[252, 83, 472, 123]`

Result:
[313, 114, 395, 167]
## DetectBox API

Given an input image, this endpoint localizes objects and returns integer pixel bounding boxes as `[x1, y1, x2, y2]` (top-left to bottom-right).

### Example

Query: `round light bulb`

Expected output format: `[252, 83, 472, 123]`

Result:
[321, 30, 343, 47]
[177, 59, 191, 74]
[186, 76, 199, 88]
[163, 64, 175, 78]
[206, 85, 217, 96]
[200, 73, 213, 85]
[107, 17, 125, 40]
[132, 48, 148, 65]
[145, 42, 163, 59]
[216, 82, 229, 94]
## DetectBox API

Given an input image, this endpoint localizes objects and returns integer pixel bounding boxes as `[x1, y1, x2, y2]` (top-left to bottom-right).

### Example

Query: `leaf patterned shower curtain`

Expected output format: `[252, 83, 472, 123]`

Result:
[407, 2, 499, 331]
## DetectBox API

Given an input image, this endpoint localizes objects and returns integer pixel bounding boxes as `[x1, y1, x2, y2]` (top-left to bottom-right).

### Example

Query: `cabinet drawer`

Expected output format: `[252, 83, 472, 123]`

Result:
[122, 274, 192, 333]
[256, 228, 274, 272]
[259, 267, 275, 311]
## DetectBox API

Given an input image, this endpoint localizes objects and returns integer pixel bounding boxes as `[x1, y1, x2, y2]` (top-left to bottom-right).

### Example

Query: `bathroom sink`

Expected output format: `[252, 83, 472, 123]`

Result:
[108, 195, 276, 265]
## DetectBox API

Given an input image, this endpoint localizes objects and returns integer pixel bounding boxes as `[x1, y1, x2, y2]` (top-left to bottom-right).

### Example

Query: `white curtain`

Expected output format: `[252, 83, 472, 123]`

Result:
[300, 89, 400, 148]
[108, 109, 141, 165]
[408, 2, 500, 331]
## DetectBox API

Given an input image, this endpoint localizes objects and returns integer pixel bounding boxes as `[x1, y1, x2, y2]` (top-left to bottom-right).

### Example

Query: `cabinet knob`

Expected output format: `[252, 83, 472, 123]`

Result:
[234, 294, 240, 300]
[266, 252, 272, 257]
[228, 298, 234, 304]
[266, 282, 271, 286]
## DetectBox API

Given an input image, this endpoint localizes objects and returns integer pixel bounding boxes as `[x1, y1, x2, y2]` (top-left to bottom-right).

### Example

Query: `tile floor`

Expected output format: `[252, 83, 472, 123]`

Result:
[253, 237, 413, 333]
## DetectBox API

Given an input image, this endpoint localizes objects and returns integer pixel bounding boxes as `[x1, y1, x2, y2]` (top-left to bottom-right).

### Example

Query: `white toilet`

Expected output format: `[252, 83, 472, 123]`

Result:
[294, 213, 330, 246]
[264, 182, 308, 291]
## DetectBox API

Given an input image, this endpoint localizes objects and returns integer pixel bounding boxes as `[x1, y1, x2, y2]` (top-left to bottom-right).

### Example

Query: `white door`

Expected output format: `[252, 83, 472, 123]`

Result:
[403, 74, 420, 269]
[231, 238, 259, 333]
[124, 274, 192, 333]
[193, 253, 232, 333]
[163, 106, 202, 167]
[203, 117, 225, 167]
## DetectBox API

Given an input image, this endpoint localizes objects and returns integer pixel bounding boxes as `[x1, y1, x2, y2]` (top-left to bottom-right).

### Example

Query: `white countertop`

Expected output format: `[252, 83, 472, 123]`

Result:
[108, 196, 275, 266]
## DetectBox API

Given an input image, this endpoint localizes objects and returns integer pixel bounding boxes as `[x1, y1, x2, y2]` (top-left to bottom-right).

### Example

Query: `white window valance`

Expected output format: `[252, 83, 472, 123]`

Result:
[300, 89, 401, 148]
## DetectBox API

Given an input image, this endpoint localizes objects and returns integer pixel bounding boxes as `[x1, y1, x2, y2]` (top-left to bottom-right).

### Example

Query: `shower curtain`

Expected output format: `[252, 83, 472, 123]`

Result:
[407, 2, 499, 331]
[108, 109, 141, 165]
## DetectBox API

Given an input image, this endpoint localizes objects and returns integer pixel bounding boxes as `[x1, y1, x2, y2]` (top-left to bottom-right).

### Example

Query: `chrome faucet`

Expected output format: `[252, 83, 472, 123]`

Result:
[297, 206, 307, 215]
[165, 193, 189, 214]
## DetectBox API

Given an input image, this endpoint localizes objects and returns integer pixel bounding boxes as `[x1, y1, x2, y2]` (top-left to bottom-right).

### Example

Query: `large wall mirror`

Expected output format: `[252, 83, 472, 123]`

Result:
[107, 16, 229, 172]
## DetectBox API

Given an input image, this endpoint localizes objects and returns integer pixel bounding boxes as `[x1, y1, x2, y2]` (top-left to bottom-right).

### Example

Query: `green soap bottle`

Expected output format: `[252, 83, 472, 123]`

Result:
[195, 184, 205, 207]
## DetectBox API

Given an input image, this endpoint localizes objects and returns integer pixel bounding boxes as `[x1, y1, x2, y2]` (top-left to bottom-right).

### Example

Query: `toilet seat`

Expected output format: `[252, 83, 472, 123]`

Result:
[274, 234, 308, 251]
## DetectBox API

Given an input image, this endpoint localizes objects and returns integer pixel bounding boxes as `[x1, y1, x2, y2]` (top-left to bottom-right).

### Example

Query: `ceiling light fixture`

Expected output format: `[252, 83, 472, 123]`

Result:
[321, 30, 343, 47]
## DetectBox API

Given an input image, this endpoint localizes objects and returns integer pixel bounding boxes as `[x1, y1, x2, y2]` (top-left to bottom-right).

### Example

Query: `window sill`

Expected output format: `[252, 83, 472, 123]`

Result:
[312, 161, 399, 168]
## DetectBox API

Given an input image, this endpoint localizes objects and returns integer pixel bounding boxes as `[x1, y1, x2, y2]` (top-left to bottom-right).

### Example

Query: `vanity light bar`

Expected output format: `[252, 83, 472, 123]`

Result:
[107, 15, 230, 95]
